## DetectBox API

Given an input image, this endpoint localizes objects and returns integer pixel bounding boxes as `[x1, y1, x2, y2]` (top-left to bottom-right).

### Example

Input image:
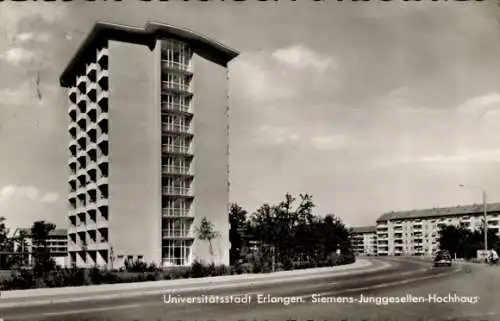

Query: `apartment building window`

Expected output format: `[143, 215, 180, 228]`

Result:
[163, 240, 191, 266]
[162, 40, 191, 70]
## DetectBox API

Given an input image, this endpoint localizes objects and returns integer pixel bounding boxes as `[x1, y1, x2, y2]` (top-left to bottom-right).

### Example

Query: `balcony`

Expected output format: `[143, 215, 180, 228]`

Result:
[97, 133, 109, 146]
[161, 81, 192, 95]
[162, 165, 192, 176]
[161, 60, 192, 73]
[162, 123, 192, 135]
[76, 149, 87, 160]
[96, 218, 108, 230]
[97, 91, 109, 107]
[97, 47, 108, 62]
[69, 87, 78, 103]
[161, 103, 191, 114]
[97, 176, 108, 187]
[68, 191, 77, 200]
[76, 75, 86, 86]
[76, 223, 87, 233]
[96, 198, 108, 208]
[162, 229, 194, 239]
[162, 144, 191, 155]
[86, 63, 98, 77]
[162, 208, 192, 217]
[162, 186, 192, 197]
[86, 202, 98, 212]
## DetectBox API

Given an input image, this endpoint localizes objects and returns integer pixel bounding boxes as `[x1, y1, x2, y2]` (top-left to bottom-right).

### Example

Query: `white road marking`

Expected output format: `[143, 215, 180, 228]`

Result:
[42, 303, 142, 316]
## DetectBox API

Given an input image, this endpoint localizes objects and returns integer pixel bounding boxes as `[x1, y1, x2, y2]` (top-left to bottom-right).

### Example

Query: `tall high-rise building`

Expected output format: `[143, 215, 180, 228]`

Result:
[60, 22, 239, 268]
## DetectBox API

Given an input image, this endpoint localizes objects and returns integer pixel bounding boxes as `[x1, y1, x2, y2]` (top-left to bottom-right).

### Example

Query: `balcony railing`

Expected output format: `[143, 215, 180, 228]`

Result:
[161, 103, 190, 113]
[162, 81, 190, 93]
[161, 60, 191, 72]
[162, 166, 191, 175]
[162, 186, 192, 196]
[162, 208, 190, 217]
[162, 230, 193, 238]
[162, 123, 191, 134]
[162, 144, 190, 155]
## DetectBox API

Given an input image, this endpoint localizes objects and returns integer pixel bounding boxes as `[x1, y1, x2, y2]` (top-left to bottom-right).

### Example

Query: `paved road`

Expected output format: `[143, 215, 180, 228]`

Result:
[2, 257, 495, 321]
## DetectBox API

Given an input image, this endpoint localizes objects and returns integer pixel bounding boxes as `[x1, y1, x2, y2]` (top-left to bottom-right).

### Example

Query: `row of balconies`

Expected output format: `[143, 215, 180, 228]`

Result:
[69, 198, 108, 214]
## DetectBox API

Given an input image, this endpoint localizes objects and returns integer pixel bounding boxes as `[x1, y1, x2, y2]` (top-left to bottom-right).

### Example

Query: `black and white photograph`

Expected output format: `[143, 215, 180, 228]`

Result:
[0, 0, 500, 320]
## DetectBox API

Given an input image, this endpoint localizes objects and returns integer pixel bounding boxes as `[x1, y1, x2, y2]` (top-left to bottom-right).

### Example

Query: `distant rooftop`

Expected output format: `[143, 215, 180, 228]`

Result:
[60, 21, 240, 87]
[18, 228, 67, 237]
[376, 203, 500, 222]
[350, 226, 377, 234]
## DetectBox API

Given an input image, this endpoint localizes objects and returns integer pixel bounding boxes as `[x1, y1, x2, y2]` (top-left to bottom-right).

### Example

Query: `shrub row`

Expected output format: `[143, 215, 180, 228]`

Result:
[0, 256, 355, 291]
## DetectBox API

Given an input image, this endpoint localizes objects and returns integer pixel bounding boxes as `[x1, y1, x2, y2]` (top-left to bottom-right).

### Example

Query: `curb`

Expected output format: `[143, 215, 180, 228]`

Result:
[0, 260, 392, 308]
[1, 259, 372, 299]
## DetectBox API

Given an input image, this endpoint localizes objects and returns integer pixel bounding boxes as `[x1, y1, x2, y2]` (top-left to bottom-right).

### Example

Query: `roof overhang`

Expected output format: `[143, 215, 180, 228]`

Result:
[60, 22, 239, 87]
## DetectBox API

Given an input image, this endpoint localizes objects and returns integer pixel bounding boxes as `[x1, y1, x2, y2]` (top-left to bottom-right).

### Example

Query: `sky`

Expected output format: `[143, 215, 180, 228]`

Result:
[0, 0, 500, 231]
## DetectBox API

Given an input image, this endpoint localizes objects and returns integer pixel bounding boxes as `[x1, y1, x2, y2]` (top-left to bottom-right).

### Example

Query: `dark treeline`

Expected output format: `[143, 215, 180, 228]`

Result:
[229, 193, 355, 271]
[438, 222, 500, 259]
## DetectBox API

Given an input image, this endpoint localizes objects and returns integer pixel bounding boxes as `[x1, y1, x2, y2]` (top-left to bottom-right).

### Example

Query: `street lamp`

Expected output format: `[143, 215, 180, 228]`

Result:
[458, 184, 488, 252]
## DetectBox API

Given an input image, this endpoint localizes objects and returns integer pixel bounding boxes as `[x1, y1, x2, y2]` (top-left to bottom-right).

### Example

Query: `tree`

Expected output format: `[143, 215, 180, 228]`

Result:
[244, 193, 354, 269]
[229, 203, 248, 265]
[12, 229, 30, 267]
[31, 220, 56, 276]
[0, 216, 11, 269]
[438, 223, 500, 259]
[195, 217, 220, 263]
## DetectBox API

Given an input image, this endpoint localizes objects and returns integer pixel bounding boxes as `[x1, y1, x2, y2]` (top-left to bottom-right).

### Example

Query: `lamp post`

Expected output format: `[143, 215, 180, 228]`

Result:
[459, 184, 488, 252]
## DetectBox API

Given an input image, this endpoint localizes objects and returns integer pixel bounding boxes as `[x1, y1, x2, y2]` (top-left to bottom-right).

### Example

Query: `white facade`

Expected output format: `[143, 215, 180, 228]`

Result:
[351, 226, 377, 256]
[376, 203, 500, 256]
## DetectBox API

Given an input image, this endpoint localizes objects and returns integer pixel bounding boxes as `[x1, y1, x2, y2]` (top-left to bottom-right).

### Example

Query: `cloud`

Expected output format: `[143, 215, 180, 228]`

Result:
[16, 32, 52, 44]
[310, 134, 350, 151]
[253, 124, 350, 151]
[40, 192, 59, 203]
[272, 45, 336, 72]
[0, 185, 59, 204]
[230, 54, 294, 102]
[456, 93, 500, 117]
[0, 47, 35, 66]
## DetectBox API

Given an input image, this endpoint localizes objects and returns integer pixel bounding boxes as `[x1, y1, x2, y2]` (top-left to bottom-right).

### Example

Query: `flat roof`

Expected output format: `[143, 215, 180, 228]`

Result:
[376, 202, 500, 222]
[60, 21, 240, 87]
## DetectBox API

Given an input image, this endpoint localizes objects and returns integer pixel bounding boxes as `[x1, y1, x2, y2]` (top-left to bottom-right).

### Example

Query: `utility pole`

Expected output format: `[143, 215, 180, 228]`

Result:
[483, 189, 488, 252]
[459, 184, 488, 257]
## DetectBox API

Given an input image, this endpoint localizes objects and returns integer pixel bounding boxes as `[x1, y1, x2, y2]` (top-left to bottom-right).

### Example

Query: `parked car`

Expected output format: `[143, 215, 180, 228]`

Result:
[433, 250, 452, 267]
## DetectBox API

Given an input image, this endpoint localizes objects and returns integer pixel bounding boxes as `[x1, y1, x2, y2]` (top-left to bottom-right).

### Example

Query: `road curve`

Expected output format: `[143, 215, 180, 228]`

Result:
[0, 257, 469, 321]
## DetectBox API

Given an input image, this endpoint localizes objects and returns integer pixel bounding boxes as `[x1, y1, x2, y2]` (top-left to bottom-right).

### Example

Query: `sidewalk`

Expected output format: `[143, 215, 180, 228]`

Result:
[0, 259, 391, 308]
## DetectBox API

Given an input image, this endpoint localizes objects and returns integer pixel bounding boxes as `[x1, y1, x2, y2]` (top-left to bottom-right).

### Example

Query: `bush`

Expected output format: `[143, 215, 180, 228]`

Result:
[190, 261, 205, 278]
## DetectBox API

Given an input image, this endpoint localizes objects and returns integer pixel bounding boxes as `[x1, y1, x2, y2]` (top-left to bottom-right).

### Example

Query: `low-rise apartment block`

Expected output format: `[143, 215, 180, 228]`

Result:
[376, 203, 500, 256]
[12, 228, 69, 267]
[350, 226, 377, 256]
